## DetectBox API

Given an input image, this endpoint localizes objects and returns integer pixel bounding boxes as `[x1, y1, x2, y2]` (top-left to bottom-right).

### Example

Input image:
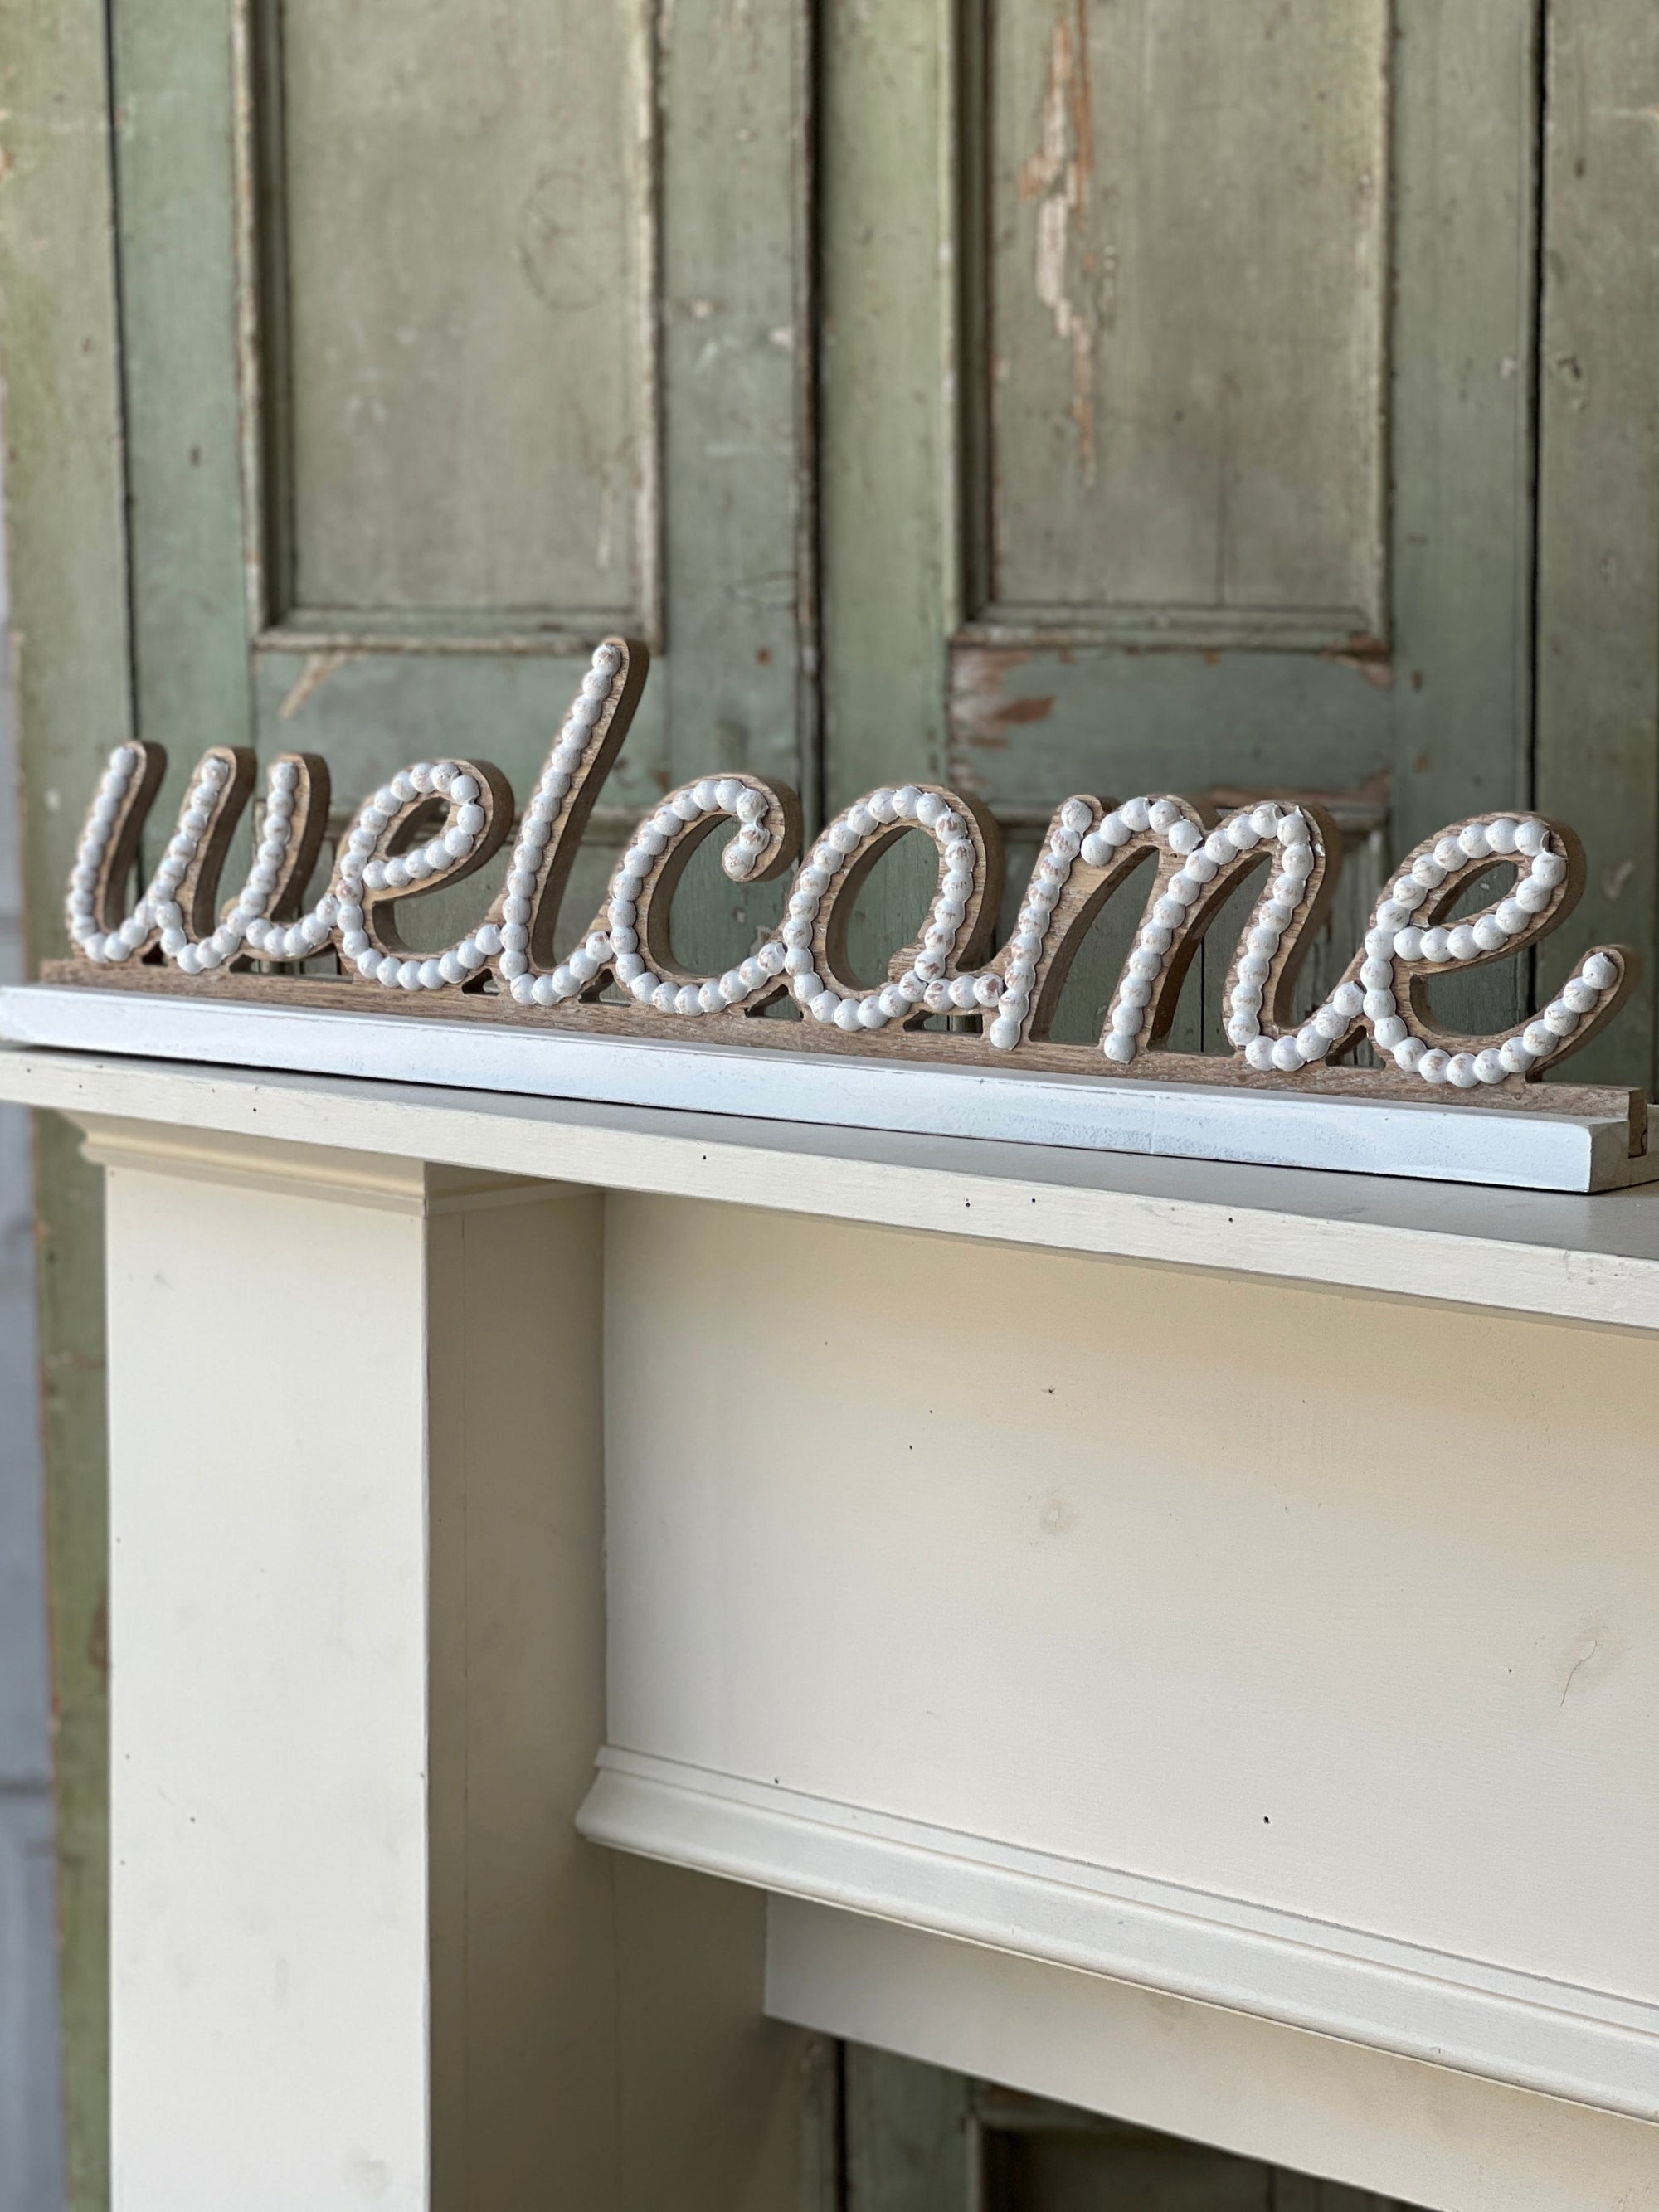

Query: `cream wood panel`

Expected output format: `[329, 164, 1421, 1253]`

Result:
[768, 1903, 1659, 2212]
[602, 1196, 1659, 2008]
[270, 0, 649, 623]
[97, 1137, 804, 2211]
[983, 0, 1387, 636]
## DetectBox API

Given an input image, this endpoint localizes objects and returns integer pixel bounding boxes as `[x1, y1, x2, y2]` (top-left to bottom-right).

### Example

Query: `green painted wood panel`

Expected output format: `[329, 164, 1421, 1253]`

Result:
[845, 2044, 974, 2212]
[274, 0, 647, 624]
[1535, 2, 1659, 1089]
[984, 0, 1387, 637]
[0, 0, 134, 2200]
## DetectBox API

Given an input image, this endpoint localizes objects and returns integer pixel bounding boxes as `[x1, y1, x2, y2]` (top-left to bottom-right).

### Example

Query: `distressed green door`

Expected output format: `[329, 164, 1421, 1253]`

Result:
[6, 0, 1659, 2206]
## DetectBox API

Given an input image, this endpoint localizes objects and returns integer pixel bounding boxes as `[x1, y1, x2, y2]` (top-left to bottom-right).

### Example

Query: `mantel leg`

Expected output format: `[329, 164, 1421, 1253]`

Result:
[77, 1121, 802, 2212]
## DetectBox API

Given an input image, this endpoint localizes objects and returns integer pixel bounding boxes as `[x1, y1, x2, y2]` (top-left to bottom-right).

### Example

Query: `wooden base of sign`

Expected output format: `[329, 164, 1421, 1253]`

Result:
[10, 975, 1656, 1193]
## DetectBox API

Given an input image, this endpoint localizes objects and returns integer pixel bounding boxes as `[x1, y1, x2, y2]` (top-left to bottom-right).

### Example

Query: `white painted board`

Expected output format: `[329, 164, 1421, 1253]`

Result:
[3, 983, 1652, 1191]
[581, 1194, 1659, 2124]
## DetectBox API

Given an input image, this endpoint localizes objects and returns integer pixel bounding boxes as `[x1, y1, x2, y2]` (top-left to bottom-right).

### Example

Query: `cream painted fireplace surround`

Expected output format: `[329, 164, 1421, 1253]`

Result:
[2, 1028, 1657, 2211]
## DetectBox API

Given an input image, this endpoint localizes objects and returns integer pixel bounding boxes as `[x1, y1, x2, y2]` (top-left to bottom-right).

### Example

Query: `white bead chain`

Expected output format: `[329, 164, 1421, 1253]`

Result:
[65, 678, 1626, 1088]
[1238, 818, 1618, 1087]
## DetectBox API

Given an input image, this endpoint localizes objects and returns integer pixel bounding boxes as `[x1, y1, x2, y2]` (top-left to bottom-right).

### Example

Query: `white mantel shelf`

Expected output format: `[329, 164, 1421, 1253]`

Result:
[6, 1034, 1659, 1332]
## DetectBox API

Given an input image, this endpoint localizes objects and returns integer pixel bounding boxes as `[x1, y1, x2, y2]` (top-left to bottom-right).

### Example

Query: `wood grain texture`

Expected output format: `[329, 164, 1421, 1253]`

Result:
[1388, 0, 1540, 1045]
[272, 0, 648, 623]
[0, 0, 134, 2199]
[1535, 1, 1659, 1090]
[845, 2044, 973, 2212]
[820, 0, 952, 812]
[983, 0, 1388, 637]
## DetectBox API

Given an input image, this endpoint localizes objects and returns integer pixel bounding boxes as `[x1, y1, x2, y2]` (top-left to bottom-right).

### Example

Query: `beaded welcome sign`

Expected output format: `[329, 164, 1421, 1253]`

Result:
[51, 637, 1639, 1103]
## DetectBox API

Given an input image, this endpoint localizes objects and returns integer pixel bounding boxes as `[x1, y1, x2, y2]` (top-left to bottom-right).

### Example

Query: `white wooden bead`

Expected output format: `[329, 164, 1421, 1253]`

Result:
[1120, 796, 1151, 832]
[1457, 824, 1491, 860]
[1496, 1035, 1534, 1073]
[1515, 878, 1550, 913]
[1295, 1024, 1329, 1062]
[1250, 803, 1281, 837]
[1311, 1004, 1348, 1040]
[1121, 975, 1154, 1009]
[1445, 1053, 1477, 1087]
[1360, 956, 1393, 989]
[1419, 926, 1452, 962]
[1331, 980, 1364, 1017]
[1270, 1038, 1306, 1072]
[1109, 1002, 1141, 1036]
[1393, 927, 1424, 962]
[1468, 915, 1503, 955]
[878, 984, 910, 1018]
[1581, 952, 1618, 992]
[1473, 1049, 1506, 1083]
[1103, 1032, 1136, 1063]
[1514, 818, 1547, 855]
[1433, 837, 1464, 871]
[1447, 924, 1479, 961]
[856, 997, 888, 1029]
[1543, 1000, 1577, 1035]
[1521, 1020, 1554, 1056]
[990, 1016, 1021, 1050]
[1562, 976, 1598, 1014]
[1224, 814, 1258, 850]
[1277, 812, 1311, 848]
[1243, 1037, 1276, 1071]
[1225, 1016, 1258, 1048]
[1418, 1048, 1450, 1083]
[1148, 798, 1180, 832]
[1530, 851, 1566, 888]
[1079, 833, 1111, 867]
[1362, 989, 1396, 1021]
[1373, 1015, 1407, 1048]
[1138, 923, 1173, 955]
[1393, 1036, 1427, 1072]
[1167, 818, 1201, 854]
[1485, 817, 1518, 854]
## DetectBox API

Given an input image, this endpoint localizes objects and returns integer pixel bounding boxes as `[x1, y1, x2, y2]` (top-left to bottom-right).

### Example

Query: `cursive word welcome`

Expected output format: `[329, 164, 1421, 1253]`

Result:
[64, 639, 1632, 1092]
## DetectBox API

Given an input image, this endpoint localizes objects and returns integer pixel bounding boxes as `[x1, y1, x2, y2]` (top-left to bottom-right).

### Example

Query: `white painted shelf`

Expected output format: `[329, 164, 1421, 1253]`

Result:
[5, 1028, 1659, 1330]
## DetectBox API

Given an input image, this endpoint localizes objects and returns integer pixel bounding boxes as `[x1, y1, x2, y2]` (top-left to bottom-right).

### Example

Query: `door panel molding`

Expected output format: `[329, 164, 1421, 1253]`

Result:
[230, 0, 663, 653]
[953, 0, 1390, 656]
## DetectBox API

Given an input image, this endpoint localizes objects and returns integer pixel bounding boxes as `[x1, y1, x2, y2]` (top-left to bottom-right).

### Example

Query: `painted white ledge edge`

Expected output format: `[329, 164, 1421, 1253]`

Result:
[578, 1748, 1659, 2125]
[2, 983, 1652, 1192]
[7, 1033, 1659, 1331]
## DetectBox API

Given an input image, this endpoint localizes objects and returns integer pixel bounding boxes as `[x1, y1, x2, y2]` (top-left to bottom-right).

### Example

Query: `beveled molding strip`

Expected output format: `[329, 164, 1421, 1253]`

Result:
[50, 639, 1645, 1141]
[578, 1747, 1659, 2127]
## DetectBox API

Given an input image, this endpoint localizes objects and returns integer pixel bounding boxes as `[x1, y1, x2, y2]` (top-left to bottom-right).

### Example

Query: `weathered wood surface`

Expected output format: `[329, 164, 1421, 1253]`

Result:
[0, 0, 134, 2198]
[1535, 2, 1659, 1090]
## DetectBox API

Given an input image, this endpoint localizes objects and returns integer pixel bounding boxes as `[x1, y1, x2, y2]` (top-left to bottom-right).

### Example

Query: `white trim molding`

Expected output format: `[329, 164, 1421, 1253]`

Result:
[579, 1748, 1659, 2126]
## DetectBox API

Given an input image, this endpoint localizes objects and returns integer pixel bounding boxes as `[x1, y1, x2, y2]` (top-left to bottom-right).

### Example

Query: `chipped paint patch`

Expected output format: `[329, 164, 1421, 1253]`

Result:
[1019, 3, 1097, 482]
[277, 650, 352, 722]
